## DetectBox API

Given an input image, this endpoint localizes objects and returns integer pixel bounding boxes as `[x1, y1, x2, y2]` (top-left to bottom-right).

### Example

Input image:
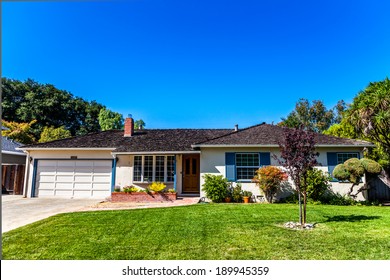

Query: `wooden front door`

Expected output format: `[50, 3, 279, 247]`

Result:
[182, 154, 200, 193]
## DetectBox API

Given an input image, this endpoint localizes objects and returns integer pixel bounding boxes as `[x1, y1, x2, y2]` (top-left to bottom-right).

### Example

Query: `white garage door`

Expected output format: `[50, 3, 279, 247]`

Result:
[35, 160, 112, 198]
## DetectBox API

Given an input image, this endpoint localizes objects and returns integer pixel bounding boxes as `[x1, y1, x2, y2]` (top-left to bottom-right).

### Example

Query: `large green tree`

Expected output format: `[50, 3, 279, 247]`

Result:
[279, 98, 344, 133]
[324, 78, 390, 169]
[98, 108, 124, 131]
[344, 78, 390, 156]
[1, 77, 111, 139]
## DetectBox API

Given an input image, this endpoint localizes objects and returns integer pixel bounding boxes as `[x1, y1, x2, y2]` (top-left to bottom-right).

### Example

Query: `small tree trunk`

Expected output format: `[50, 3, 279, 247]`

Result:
[303, 191, 307, 224]
[298, 191, 303, 225]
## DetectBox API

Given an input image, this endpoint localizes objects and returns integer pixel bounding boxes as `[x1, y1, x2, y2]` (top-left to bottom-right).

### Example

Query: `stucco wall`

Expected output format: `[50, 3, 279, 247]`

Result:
[199, 147, 366, 201]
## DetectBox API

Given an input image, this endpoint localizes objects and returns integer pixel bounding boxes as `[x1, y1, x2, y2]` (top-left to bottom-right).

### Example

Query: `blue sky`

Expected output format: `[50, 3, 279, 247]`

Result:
[2, 0, 389, 129]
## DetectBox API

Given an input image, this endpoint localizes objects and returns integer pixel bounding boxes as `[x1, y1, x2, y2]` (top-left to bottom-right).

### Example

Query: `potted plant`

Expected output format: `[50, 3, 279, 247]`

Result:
[225, 184, 233, 202]
[242, 190, 253, 203]
[232, 183, 243, 203]
[165, 188, 177, 200]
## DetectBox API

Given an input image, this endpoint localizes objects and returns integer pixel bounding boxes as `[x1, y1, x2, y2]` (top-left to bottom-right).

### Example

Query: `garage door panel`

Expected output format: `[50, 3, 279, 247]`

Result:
[74, 183, 93, 190]
[38, 190, 55, 196]
[76, 161, 94, 167]
[57, 161, 75, 167]
[93, 175, 111, 183]
[35, 159, 112, 198]
[74, 175, 92, 182]
[56, 183, 74, 189]
[38, 161, 56, 167]
[75, 167, 94, 174]
[39, 167, 57, 174]
[94, 161, 111, 166]
[73, 190, 94, 197]
[56, 175, 74, 182]
[56, 168, 75, 174]
[92, 183, 110, 190]
[54, 190, 74, 197]
[38, 182, 55, 189]
[39, 175, 56, 182]
[93, 167, 112, 174]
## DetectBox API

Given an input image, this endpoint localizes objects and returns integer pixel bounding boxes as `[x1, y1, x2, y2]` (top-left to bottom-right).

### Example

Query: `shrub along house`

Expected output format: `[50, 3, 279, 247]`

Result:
[19, 116, 374, 200]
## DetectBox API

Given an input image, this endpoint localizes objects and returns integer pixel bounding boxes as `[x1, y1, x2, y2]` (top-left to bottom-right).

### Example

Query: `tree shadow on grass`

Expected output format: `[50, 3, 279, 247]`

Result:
[323, 215, 381, 223]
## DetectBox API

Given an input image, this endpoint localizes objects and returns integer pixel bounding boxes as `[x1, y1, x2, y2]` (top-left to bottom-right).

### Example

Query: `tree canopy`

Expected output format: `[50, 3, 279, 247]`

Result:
[1, 119, 37, 144]
[344, 78, 390, 155]
[324, 78, 390, 169]
[39, 126, 72, 143]
[1, 77, 120, 142]
[134, 119, 146, 130]
[279, 98, 345, 133]
[98, 108, 124, 131]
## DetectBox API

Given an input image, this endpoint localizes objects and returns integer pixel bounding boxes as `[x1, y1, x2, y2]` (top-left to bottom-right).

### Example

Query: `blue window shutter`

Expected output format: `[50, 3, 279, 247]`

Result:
[327, 152, 338, 181]
[225, 153, 236, 182]
[260, 152, 271, 166]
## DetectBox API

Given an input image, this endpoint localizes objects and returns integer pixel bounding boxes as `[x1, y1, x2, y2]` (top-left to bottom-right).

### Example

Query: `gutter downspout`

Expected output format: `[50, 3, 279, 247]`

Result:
[111, 155, 117, 192]
[22, 151, 30, 198]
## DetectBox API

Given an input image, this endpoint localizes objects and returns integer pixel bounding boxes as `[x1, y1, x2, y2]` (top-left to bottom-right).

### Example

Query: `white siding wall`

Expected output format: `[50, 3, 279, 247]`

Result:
[199, 147, 366, 201]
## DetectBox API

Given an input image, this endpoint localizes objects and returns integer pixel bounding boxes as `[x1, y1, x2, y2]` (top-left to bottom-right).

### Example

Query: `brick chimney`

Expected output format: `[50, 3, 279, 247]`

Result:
[124, 115, 134, 137]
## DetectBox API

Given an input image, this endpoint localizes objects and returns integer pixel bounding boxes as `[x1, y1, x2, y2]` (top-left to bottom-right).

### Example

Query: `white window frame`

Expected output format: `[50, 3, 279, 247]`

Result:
[133, 155, 175, 183]
[337, 152, 360, 164]
[236, 153, 260, 181]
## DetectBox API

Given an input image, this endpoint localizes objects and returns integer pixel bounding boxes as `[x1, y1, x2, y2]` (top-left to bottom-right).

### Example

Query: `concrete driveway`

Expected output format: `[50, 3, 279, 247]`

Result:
[1, 195, 103, 233]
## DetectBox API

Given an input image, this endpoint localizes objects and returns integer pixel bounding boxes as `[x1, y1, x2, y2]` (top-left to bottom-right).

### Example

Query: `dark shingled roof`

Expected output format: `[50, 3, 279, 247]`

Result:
[20, 123, 373, 152]
[20, 129, 233, 152]
[114, 129, 232, 152]
[2, 137, 25, 154]
[194, 123, 373, 147]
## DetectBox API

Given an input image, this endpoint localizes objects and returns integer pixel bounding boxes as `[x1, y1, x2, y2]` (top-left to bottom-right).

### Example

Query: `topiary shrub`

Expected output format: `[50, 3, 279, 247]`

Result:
[360, 158, 382, 174]
[344, 158, 365, 183]
[333, 164, 350, 181]
[202, 174, 228, 203]
[333, 157, 382, 199]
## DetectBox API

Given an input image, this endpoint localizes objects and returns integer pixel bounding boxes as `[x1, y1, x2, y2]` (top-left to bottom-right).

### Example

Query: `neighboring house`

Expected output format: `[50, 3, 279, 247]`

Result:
[19, 117, 374, 200]
[2, 136, 27, 194]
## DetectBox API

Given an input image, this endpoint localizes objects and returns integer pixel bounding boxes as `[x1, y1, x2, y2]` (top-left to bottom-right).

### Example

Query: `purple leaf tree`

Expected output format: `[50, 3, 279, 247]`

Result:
[275, 127, 319, 225]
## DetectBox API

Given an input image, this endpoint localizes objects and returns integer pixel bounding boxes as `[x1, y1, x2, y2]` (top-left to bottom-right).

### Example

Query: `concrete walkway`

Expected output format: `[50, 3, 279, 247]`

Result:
[1, 195, 200, 233]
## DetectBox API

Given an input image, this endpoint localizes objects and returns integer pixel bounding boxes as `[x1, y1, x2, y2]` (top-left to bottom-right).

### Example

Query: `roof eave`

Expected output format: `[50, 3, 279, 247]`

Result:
[192, 144, 374, 148]
[16, 147, 116, 151]
[1, 150, 27, 156]
[112, 151, 201, 155]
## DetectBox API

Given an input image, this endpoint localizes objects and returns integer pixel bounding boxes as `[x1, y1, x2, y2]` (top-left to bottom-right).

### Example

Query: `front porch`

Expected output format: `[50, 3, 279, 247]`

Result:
[113, 152, 201, 197]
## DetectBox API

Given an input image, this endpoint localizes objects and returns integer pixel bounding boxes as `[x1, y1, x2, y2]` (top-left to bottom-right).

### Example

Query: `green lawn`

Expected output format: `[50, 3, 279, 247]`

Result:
[2, 203, 390, 260]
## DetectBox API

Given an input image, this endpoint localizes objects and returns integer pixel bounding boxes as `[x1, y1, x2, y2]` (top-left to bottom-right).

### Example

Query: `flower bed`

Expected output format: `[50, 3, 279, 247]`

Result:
[111, 192, 177, 202]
